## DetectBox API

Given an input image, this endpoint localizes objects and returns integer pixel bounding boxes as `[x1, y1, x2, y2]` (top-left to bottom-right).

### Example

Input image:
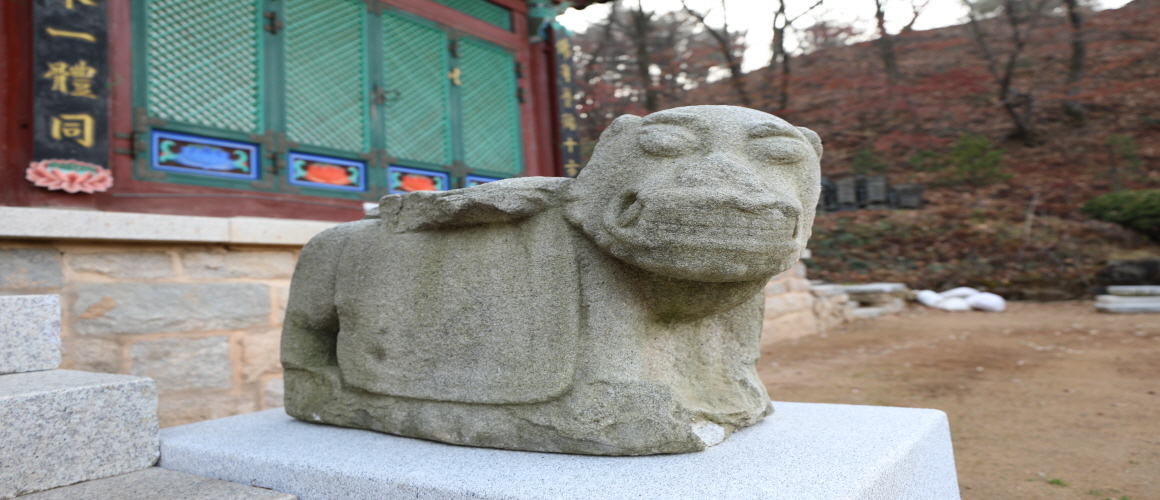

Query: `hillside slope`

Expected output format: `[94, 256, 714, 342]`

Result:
[690, 0, 1160, 297]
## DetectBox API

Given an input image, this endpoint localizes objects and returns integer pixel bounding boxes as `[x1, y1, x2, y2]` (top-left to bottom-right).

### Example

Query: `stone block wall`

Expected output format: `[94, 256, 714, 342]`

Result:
[0, 243, 293, 427]
[1, 210, 842, 428]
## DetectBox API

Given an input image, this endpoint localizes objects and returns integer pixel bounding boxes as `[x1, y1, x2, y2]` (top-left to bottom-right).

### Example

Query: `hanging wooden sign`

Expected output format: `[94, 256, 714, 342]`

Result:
[554, 31, 583, 178]
[29, 0, 111, 192]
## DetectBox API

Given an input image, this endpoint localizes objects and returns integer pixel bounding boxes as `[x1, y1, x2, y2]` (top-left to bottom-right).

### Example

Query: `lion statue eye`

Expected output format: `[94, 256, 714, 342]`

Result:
[638, 125, 699, 157]
[748, 136, 810, 164]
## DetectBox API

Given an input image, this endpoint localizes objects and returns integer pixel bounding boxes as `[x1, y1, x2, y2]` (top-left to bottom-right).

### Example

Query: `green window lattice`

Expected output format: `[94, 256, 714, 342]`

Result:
[284, 0, 369, 153]
[145, 0, 262, 133]
[382, 13, 453, 166]
[458, 39, 521, 174]
[432, 0, 512, 31]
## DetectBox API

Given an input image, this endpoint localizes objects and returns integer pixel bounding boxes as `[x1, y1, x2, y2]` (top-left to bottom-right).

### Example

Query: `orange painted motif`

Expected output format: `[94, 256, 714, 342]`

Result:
[399, 174, 437, 192]
[302, 164, 351, 185]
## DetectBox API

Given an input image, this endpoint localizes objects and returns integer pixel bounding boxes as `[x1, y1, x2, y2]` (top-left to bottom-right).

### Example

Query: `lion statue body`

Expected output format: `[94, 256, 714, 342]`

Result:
[282, 106, 822, 455]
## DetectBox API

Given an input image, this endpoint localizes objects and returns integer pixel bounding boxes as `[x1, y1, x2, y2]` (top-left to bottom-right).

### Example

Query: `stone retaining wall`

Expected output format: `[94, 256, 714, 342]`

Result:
[1, 224, 845, 427]
[0, 243, 291, 427]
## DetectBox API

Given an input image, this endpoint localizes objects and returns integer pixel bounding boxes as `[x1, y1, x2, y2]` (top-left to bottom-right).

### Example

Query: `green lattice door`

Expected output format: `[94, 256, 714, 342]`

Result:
[134, 0, 523, 198]
[379, 13, 523, 186]
[456, 38, 522, 176]
[381, 12, 452, 168]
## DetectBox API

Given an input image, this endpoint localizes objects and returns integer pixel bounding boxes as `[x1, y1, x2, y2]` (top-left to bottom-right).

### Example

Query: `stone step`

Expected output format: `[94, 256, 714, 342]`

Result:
[839, 283, 909, 295]
[17, 467, 295, 500]
[848, 306, 897, 319]
[0, 370, 159, 498]
[1095, 301, 1160, 314]
[1, 295, 61, 375]
[158, 405, 959, 500]
[1095, 295, 1160, 303]
[1107, 285, 1160, 297]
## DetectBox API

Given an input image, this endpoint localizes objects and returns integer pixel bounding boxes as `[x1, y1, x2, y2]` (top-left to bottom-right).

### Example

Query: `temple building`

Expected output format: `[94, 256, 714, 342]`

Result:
[2, 0, 588, 221]
[0, 0, 596, 426]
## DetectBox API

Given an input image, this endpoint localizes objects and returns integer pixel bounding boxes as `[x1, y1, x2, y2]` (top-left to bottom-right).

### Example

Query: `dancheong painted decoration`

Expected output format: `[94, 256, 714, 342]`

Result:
[288, 153, 367, 192]
[465, 174, 501, 187]
[25, 159, 113, 194]
[150, 130, 260, 180]
[388, 165, 450, 194]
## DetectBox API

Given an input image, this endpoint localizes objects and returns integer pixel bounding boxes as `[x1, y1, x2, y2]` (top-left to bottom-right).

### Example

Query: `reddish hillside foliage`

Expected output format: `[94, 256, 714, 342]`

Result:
[573, 0, 1160, 297]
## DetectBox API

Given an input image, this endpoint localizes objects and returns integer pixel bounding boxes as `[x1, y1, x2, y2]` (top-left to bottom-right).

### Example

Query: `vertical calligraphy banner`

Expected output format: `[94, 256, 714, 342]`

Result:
[32, 0, 109, 168]
[552, 29, 582, 178]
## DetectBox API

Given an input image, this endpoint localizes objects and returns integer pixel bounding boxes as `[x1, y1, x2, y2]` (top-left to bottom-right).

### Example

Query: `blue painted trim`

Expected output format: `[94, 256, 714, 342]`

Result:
[387, 165, 451, 194]
[287, 152, 367, 192]
[151, 130, 261, 180]
[465, 174, 503, 187]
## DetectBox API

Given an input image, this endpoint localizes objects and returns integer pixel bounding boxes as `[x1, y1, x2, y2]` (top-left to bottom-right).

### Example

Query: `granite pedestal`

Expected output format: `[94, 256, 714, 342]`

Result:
[0, 370, 158, 498]
[159, 402, 960, 500]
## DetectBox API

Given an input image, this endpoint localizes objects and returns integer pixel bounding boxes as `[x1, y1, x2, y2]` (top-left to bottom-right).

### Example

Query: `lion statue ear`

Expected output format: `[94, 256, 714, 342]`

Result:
[797, 126, 823, 159]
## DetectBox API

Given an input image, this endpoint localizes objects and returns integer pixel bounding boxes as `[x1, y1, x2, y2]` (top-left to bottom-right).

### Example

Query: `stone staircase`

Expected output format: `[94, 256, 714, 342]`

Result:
[1096, 286, 1160, 313]
[0, 295, 295, 499]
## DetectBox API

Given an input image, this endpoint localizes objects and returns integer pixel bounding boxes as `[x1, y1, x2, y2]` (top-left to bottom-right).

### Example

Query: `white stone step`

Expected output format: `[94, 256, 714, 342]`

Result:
[17, 467, 295, 500]
[158, 405, 960, 500]
[0, 295, 61, 375]
[1095, 295, 1160, 303]
[839, 283, 909, 295]
[1107, 285, 1160, 297]
[0, 369, 159, 498]
[849, 306, 892, 319]
[1095, 301, 1160, 314]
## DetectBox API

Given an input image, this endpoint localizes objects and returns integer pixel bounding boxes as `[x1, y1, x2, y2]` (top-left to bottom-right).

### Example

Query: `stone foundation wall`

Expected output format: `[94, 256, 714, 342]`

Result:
[0, 243, 292, 427]
[1, 204, 846, 428]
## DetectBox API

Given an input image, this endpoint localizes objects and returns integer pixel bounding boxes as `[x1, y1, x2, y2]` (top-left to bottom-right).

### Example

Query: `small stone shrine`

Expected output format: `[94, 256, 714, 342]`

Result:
[282, 106, 823, 455]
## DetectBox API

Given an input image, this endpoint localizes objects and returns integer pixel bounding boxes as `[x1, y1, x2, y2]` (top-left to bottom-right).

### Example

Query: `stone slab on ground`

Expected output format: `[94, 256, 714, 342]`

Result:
[849, 306, 892, 319]
[1095, 297, 1160, 314]
[159, 403, 960, 500]
[18, 467, 296, 500]
[0, 295, 61, 375]
[839, 283, 909, 295]
[0, 370, 159, 498]
[1107, 285, 1160, 296]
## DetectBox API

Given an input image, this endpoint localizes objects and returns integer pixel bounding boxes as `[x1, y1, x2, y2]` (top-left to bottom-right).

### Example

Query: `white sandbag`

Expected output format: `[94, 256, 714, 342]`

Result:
[935, 297, 971, 311]
[965, 292, 1006, 312]
[915, 290, 943, 307]
[939, 287, 980, 299]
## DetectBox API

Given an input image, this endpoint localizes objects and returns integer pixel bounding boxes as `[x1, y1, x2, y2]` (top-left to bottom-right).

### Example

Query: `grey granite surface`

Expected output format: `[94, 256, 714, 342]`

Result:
[0, 370, 159, 498]
[283, 106, 823, 454]
[0, 295, 61, 375]
[159, 403, 960, 500]
[17, 467, 295, 500]
[1106, 285, 1160, 296]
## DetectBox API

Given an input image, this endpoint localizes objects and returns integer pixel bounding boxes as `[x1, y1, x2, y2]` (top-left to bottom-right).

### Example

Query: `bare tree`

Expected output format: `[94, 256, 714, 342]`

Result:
[682, 0, 751, 106]
[964, 0, 1051, 145]
[768, 0, 823, 110]
[1061, 0, 1086, 123]
[871, 0, 926, 83]
[611, 1, 661, 111]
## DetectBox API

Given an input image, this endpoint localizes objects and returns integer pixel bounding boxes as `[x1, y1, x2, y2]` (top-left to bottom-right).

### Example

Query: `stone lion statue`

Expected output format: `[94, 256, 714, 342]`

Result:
[282, 105, 822, 455]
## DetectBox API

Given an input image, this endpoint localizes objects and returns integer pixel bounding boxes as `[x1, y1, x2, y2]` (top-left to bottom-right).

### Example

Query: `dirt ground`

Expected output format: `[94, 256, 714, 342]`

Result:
[757, 301, 1159, 500]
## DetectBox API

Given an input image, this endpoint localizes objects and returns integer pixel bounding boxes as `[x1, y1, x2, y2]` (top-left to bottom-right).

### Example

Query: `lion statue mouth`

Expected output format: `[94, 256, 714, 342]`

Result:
[599, 189, 803, 282]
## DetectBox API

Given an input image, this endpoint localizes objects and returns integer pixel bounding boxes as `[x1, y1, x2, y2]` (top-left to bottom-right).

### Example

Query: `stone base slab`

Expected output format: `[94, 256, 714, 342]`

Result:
[1107, 285, 1160, 296]
[159, 403, 960, 500]
[0, 370, 159, 498]
[0, 295, 60, 375]
[18, 467, 296, 500]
